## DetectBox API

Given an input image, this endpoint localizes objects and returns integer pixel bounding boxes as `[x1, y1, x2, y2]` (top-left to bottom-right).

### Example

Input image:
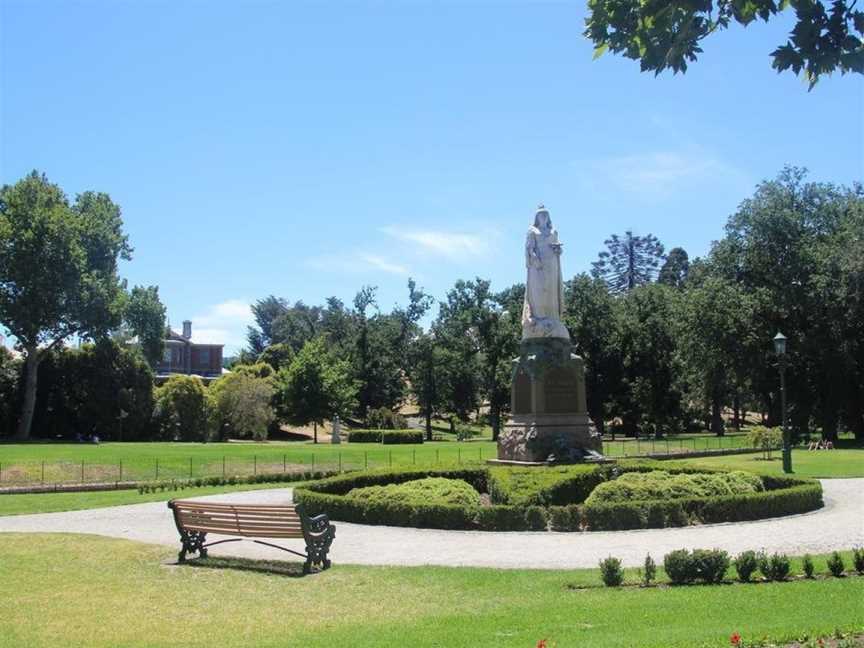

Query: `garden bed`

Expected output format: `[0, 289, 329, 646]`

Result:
[293, 461, 824, 532]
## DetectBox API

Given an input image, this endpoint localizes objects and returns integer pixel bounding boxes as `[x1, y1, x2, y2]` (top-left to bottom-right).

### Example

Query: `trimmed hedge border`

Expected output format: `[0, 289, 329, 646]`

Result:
[293, 462, 823, 532]
[138, 469, 339, 494]
[347, 430, 425, 444]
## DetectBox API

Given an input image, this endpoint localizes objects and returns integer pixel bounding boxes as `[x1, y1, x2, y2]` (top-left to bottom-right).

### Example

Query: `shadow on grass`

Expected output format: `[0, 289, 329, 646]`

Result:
[181, 555, 312, 578]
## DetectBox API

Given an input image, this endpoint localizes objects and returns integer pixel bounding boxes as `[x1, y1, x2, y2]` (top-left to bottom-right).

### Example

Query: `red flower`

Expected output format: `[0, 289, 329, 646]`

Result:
[537, 641, 547, 648]
[730, 632, 741, 646]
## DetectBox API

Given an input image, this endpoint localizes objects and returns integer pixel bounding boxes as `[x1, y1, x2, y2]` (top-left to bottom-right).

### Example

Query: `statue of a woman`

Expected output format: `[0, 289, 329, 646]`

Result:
[522, 205, 570, 340]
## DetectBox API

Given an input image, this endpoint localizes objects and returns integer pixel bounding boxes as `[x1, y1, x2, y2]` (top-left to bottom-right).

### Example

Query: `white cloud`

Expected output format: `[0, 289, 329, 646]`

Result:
[379, 226, 498, 260]
[306, 251, 411, 277]
[187, 299, 253, 353]
[587, 149, 747, 199]
[357, 254, 410, 276]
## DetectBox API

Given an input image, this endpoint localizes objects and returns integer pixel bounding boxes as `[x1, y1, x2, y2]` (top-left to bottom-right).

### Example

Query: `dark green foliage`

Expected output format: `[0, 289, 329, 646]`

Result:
[0, 348, 20, 437]
[347, 477, 481, 508]
[827, 551, 846, 577]
[642, 553, 656, 587]
[584, 0, 864, 87]
[599, 556, 624, 587]
[256, 343, 294, 372]
[137, 469, 337, 494]
[347, 429, 423, 444]
[0, 171, 132, 439]
[663, 549, 695, 585]
[548, 505, 582, 531]
[365, 407, 408, 430]
[759, 552, 792, 581]
[476, 505, 533, 531]
[124, 285, 166, 367]
[664, 548, 729, 585]
[735, 550, 760, 583]
[31, 341, 154, 441]
[691, 548, 730, 584]
[152, 375, 208, 442]
[585, 470, 763, 504]
[581, 478, 822, 530]
[657, 248, 690, 288]
[524, 505, 548, 531]
[274, 337, 356, 433]
[591, 231, 665, 293]
[802, 554, 815, 579]
[853, 547, 864, 575]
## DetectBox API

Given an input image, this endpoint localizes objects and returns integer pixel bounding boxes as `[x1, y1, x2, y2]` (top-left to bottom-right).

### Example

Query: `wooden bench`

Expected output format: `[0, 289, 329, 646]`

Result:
[167, 500, 335, 573]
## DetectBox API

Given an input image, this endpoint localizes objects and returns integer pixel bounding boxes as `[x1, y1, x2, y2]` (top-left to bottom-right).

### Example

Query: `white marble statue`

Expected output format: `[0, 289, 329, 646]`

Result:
[522, 205, 570, 340]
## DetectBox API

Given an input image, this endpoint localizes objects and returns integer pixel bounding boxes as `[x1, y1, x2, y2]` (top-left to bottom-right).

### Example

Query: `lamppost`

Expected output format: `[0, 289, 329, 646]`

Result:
[773, 332, 792, 474]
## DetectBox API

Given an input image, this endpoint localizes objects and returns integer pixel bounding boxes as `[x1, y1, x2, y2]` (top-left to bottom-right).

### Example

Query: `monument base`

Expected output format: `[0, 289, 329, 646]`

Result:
[498, 413, 603, 463]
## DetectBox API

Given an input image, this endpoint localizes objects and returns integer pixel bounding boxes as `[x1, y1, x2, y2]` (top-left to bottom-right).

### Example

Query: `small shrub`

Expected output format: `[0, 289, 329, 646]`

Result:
[366, 407, 408, 430]
[642, 554, 656, 587]
[734, 550, 759, 583]
[692, 549, 729, 584]
[585, 470, 763, 504]
[348, 429, 423, 444]
[599, 556, 624, 587]
[802, 554, 815, 579]
[548, 505, 582, 531]
[664, 548, 729, 584]
[524, 506, 548, 531]
[347, 477, 481, 508]
[758, 552, 791, 581]
[852, 547, 864, 575]
[664, 549, 696, 585]
[827, 551, 846, 577]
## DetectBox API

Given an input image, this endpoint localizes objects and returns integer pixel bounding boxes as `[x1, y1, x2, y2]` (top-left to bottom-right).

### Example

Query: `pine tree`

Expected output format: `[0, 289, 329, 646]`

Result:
[591, 231, 665, 293]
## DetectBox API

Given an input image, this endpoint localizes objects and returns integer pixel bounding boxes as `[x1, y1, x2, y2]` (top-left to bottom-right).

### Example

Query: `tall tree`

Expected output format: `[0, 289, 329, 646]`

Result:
[658, 247, 690, 288]
[246, 296, 288, 355]
[0, 171, 131, 439]
[677, 276, 756, 435]
[564, 274, 623, 435]
[124, 285, 166, 366]
[274, 337, 356, 443]
[585, 0, 864, 88]
[706, 167, 863, 440]
[591, 231, 666, 293]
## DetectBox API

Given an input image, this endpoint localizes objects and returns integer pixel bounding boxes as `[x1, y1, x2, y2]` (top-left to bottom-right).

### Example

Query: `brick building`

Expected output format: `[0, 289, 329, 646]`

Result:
[156, 320, 224, 382]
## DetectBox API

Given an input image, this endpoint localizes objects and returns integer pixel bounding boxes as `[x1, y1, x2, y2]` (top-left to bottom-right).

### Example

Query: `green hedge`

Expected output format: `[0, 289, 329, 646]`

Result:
[292, 463, 823, 532]
[137, 469, 339, 494]
[581, 480, 823, 531]
[347, 429, 424, 444]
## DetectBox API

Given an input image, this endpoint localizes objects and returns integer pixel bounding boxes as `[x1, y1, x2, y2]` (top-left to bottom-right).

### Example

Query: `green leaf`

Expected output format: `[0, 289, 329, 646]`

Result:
[593, 43, 609, 60]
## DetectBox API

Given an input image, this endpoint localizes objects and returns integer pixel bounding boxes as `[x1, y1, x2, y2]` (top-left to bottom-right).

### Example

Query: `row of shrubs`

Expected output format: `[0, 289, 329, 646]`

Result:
[347, 430, 424, 444]
[137, 469, 338, 494]
[292, 464, 823, 532]
[598, 547, 864, 587]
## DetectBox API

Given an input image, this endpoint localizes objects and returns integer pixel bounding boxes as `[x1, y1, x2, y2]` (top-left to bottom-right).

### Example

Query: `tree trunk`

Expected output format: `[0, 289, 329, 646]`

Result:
[313, 421, 318, 444]
[711, 395, 725, 437]
[732, 393, 741, 430]
[490, 405, 500, 442]
[424, 407, 432, 442]
[15, 347, 40, 440]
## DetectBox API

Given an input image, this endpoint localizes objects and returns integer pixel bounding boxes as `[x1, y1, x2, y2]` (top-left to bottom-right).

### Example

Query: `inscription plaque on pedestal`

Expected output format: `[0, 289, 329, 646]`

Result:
[544, 367, 578, 414]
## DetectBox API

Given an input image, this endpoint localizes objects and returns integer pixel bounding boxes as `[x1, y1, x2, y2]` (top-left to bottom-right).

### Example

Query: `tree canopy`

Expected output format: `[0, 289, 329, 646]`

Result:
[591, 231, 666, 293]
[0, 171, 132, 439]
[585, 0, 864, 88]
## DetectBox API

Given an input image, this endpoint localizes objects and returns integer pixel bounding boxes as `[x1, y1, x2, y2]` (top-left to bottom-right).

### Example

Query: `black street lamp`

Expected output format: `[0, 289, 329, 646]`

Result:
[773, 332, 792, 474]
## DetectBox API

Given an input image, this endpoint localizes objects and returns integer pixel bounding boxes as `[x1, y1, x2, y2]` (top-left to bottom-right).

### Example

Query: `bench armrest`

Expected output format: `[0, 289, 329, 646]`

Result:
[306, 513, 332, 535]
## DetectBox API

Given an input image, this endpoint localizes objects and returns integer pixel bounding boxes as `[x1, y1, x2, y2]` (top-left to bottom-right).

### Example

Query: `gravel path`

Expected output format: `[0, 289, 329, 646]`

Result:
[1, 479, 861, 569]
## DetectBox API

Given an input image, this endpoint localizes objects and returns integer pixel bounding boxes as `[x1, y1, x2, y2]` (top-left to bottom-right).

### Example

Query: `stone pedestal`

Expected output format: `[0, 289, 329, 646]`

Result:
[497, 338, 602, 463]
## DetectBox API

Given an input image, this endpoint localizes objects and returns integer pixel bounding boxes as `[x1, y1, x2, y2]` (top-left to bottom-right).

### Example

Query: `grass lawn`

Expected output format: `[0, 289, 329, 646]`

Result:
[0, 534, 861, 648]
[0, 439, 498, 485]
[0, 435, 759, 487]
[0, 480, 298, 516]
[670, 448, 864, 478]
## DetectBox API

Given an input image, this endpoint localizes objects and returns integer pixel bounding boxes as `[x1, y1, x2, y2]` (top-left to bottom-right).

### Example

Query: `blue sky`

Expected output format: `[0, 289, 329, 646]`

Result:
[2, 1, 861, 353]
